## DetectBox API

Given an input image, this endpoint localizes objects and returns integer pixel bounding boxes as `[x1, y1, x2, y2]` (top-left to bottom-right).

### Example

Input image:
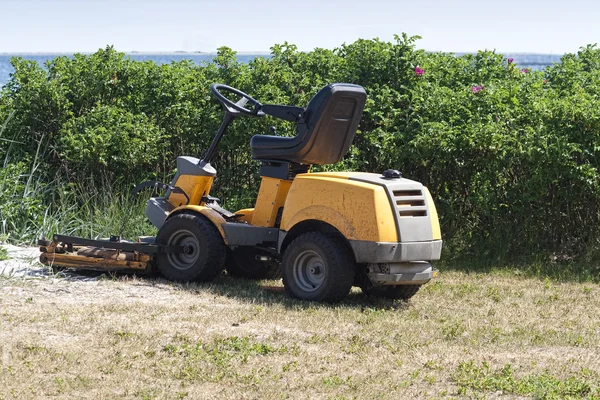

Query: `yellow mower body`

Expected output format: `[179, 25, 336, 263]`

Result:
[41, 82, 442, 303]
[167, 169, 441, 251]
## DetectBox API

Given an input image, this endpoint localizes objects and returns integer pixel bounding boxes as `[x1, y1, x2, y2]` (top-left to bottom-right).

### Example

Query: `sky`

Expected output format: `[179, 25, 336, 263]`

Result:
[0, 0, 599, 54]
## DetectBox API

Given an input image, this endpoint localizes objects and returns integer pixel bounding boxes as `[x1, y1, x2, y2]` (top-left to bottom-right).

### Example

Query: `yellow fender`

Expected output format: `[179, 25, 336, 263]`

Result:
[280, 174, 398, 243]
[169, 205, 229, 244]
[283, 205, 359, 240]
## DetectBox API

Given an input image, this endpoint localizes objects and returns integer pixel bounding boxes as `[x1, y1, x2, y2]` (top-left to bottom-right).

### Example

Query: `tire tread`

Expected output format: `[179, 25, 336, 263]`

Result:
[282, 232, 355, 302]
[155, 213, 226, 282]
[362, 284, 421, 300]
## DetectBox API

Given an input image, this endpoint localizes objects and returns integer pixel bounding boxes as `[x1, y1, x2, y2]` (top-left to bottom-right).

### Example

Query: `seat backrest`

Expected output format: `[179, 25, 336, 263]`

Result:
[295, 83, 366, 165]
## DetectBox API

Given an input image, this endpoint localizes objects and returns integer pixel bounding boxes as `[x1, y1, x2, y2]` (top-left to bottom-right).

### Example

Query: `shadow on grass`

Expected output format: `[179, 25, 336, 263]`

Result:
[50, 264, 412, 310]
[161, 274, 413, 311]
[438, 256, 600, 284]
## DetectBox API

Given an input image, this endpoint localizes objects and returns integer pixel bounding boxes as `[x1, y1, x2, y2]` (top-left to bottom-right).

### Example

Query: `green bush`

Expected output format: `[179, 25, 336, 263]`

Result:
[58, 105, 164, 180]
[1, 38, 599, 262]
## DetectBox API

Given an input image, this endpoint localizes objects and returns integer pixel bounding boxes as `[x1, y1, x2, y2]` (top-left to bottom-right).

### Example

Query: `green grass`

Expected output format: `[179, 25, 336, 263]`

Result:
[1, 169, 157, 246]
[439, 256, 600, 284]
[41, 182, 158, 242]
[1, 127, 158, 245]
[0, 245, 9, 261]
[452, 361, 600, 399]
[1, 270, 599, 399]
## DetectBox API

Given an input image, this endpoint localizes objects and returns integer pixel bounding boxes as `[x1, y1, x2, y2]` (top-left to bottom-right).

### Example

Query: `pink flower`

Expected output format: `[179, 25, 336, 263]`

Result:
[508, 58, 514, 64]
[471, 85, 484, 94]
[415, 66, 424, 76]
[521, 68, 529, 73]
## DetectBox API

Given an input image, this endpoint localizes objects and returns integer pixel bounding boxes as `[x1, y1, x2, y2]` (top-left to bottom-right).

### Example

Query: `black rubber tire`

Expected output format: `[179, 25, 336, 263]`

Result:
[361, 284, 422, 300]
[281, 232, 355, 303]
[225, 247, 280, 280]
[155, 213, 226, 282]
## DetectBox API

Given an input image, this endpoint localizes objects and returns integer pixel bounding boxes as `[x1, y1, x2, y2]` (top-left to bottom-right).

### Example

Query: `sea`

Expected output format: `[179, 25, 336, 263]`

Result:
[0, 52, 563, 88]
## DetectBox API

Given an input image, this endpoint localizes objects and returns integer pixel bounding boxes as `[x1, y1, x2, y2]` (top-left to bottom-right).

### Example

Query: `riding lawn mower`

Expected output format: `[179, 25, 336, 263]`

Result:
[39, 83, 442, 302]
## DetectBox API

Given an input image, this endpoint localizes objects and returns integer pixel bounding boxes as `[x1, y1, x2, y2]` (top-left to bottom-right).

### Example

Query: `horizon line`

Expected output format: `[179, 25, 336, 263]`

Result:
[0, 50, 567, 56]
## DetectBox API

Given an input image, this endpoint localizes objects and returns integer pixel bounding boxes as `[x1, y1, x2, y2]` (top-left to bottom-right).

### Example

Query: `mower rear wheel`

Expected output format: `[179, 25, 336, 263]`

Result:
[225, 247, 280, 280]
[361, 284, 422, 300]
[282, 232, 355, 303]
[155, 213, 226, 282]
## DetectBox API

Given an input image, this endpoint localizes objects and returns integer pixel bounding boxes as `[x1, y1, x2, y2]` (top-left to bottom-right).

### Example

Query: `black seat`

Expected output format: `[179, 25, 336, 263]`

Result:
[250, 83, 367, 165]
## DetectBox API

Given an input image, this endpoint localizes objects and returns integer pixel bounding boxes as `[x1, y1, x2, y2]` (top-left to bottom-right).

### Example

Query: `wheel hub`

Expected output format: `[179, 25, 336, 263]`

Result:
[167, 230, 201, 270]
[293, 250, 326, 292]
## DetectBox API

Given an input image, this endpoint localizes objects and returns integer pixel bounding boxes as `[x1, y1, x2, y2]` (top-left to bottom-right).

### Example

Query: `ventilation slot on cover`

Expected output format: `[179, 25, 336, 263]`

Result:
[393, 190, 428, 217]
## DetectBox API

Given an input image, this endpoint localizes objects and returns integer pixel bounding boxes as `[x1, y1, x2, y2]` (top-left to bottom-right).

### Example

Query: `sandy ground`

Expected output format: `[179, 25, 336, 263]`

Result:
[1, 244, 55, 279]
[1, 244, 104, 282]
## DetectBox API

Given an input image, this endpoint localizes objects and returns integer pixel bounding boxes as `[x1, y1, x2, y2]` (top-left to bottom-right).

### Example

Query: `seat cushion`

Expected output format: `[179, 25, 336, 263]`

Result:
[250, 83, 366, 165]
[250, 134, 299, 151]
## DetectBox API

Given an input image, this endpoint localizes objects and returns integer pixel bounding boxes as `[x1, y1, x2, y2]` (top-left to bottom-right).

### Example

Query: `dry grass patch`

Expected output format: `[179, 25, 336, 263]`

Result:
[1, 268, 599, 399]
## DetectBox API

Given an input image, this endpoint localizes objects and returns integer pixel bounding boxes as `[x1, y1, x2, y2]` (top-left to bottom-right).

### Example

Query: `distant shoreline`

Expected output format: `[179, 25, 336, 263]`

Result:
[0, 51, 563, 87]
[0, 51, 273, 56]
[0, 51, 564, 57]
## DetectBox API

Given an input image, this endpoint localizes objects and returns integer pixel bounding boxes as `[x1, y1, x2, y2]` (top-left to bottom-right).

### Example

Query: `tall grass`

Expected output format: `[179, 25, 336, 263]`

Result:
[0, 161, 155, 245]
[2, 178, 157, 245]
[1, 110, 158, 244]
[39, 181, 157, 242]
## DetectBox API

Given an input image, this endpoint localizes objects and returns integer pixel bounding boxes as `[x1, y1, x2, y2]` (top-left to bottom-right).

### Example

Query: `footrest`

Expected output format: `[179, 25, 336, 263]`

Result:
[204, 202, 238, 219]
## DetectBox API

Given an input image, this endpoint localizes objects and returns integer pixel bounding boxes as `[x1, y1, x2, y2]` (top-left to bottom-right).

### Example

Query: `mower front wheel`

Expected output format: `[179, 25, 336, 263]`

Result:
[155, 213, 226, 282]
[282, 232, 355, 303]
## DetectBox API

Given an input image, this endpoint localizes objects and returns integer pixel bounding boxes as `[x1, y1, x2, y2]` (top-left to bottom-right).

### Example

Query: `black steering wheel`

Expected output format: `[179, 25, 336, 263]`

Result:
[211, 84, 264, 116]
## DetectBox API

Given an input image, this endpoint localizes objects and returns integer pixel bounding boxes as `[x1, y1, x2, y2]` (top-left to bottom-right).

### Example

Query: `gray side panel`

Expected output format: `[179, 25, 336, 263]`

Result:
[350, 240, 442, 263]
[368, 262, 434, 285]
[166, 157, 217, 202]
[177, 157, 216, 177]
[145, 197, 175, 229]
[169, 156, 216, 186]
[222, 223, 280, 246]
[349, 173, 433, 242]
